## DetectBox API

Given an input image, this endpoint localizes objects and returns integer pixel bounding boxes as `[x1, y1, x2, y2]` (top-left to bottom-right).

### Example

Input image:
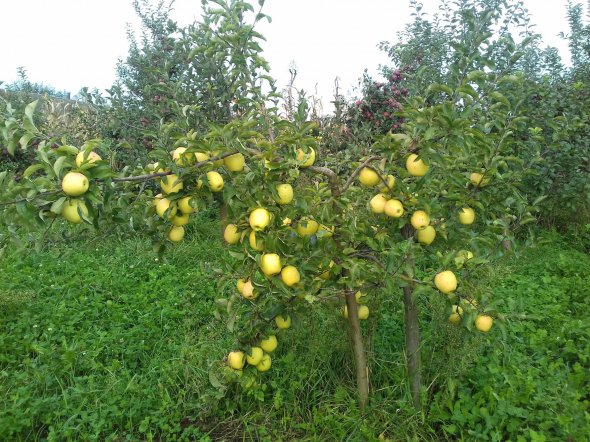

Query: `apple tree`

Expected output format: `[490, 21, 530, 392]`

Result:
[0, 0, 543, 411]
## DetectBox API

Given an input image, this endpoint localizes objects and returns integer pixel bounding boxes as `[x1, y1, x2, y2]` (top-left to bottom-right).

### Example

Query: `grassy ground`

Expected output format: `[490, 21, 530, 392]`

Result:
[0, 220, 588, 441]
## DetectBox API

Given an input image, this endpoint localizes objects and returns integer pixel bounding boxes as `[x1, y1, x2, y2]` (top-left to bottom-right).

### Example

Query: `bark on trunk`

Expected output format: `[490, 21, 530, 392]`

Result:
[346, 291, 369, 410]
[402, 224, 422, 409]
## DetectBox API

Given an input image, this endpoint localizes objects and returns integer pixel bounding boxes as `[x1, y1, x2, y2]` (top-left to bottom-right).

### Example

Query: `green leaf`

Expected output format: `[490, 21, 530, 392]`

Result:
[23, 164, 45, 178]
[50, 197, 66, 214]
[53, 156, 68, 177]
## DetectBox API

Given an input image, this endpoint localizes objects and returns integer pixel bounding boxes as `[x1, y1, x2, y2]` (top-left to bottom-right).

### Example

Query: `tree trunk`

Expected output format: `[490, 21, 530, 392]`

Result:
[346, 290, 369, 410]
[402, 225, 422, 409]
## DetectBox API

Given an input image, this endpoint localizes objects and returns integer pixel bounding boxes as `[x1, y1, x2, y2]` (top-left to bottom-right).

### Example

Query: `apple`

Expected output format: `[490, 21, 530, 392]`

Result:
[296, 147, 315, 167]
[370, 193, 388, 214]
[195, 152, 210, 163]
[178, 196, 196, 214]
[156, 198, 177, 219]
[160, 174, 183, 194]
[296, 218, 319, 236]
[237, 278, 246, 293]
[62, 172, 89, 196]
[378, 174, 396, 193]
[410, 210, 430, 230]
[406, 154, 429, 176]
[249, 230, 264, 251]
[171, 213, 190, 227]
[246, 347, 264, 365]
[241, 280, 256, 300]
[259, 335, 277, 353]
[358, 305, 370, 320]
[224, 153, 245, 172]
[355, 291, 364, 303]
[255, 354, 272, 372]
[275, 315, 291, 329]
[61, 199, 88, 224]
[261, 253, 282, 276]
[224, 224, 241, 244]
[318, 260, 335, 280]
[249, 208, 271, 231]
[281, 265, 300, 287]
[470, 172, 490, 187]
[417, 225, 436, 245]
[459, 207, 475, 225]
[228, 351, 246, 370]
[75, 150, 101, 168]
[434, 270, 457, 294]
[359, 167, 380, 187]
[475, 314, 493, 332]
[275, 184, 294, 205]
[171, 147, 194, 166]
[384, 199, 404, 217]
[207, 171, 224, 192]
[211, 150, 224, 167]
[168, 226, 185, 242]
[448, 305, 464, 324]
[152, 193, 163, 207]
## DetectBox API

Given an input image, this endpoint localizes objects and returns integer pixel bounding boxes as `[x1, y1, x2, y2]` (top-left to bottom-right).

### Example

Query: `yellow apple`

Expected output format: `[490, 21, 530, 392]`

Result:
[406, 154, 429, 176]
[296, 218, 319, 236]
[459, 207, 475, 225]
[417, 225, 436, 245]
[207, 171, 224, 192]
[237, 278, 246, 293]
[318, 260, 335, 280]
[249, 230, 264, 251]
[448, 305, 464, 324]
[62, 171, 89, 196]
[171, 213, 190, 227]
[378, 174, 396, 193]
[475, 314, 493, 332]
[275, 183, 294, 205]
[275, 315, 291, 329]
[359, 167, 380, 186]
[410, 210, 430, 230]
[296, 147, 315, 167]
[255, 354, 272, 372]
[261, 253, 282, 276]
[370, 193, 388, 214]
[281, 265, 300, 287]
[171, 147, 194, 166]
[358, 305, 370, 320]
[384, 199, 404, 218]
[156, 198, 177, 219]
[224, 224, 241, 244]
[195, 152, 210, 163]
[61, 199, 88, 224]
[160, 174, 183, 194]
[75, 150, 101, 167]
[168, 226, 185, 242]
[470, 172, 490, 187]
[355, 291, 364, 303]
[224, 153, 245, 172]
[241, 280, 257, 300]
[152, 193, 163, 207]
[227, 351, 245, 370]
[249, 208, 271, 231]
[259, 335, 277, 353]
[434, 270, 458, 294]
[178, 196, 196, 214]
[246, 347, 264, 365]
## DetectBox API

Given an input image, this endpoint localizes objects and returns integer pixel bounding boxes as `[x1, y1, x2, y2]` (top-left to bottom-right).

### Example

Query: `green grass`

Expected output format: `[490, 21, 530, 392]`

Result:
[0, 225, 589, 441]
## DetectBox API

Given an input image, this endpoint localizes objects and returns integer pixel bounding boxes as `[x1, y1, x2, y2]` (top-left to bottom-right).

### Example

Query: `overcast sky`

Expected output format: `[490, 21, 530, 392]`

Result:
[0, 0, 576, 112]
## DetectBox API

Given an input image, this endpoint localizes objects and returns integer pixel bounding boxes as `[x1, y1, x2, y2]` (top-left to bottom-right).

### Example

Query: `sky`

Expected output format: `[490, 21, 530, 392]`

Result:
[0, 0, 577, 112]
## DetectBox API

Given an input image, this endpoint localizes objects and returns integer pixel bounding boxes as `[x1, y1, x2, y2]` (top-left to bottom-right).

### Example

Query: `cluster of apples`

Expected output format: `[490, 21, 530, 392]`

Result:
[362, 153, 493, 332]
[60, 150, 102, 223]
[227, 334, 278, 373]
[151, 147, 246, 242]
[341, 291, 370, 320]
